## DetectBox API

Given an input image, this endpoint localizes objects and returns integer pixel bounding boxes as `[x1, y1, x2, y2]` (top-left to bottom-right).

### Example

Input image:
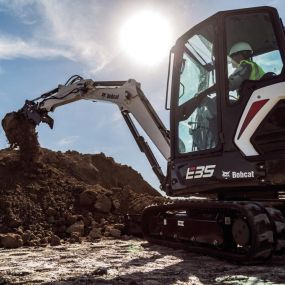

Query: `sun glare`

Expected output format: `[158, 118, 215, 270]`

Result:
[120, 10, 173, 66]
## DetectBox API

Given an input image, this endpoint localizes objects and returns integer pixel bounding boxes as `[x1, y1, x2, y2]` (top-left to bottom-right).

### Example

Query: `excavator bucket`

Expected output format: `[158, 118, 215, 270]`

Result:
[2, 99, 54, 148]
[19, 100, 54, 129]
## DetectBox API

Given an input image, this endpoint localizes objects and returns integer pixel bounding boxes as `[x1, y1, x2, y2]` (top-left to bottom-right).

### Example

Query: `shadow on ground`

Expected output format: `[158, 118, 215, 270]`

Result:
[41, 243, 285, 285]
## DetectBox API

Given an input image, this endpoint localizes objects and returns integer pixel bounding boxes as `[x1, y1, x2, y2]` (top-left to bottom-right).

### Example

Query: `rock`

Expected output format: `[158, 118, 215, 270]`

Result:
[66, 220, 84, 236]
[29, 239, 40, 246]
[7, 216, 22, 228]
[57, 225, 67, 233]
[92, 267, 108, 276]
[15, 227, 24, 235]
[70, 232, 81, 243]
[112, 199, 121, 210]
[29, 233, 37, 241]
[88, 228, 102, 240]
[49, 234, 61, 246]
[40, 237, 49, 246]
[55, 217, 66, 226]
[22, 230, 32, 244]
[79, 189, 97, 206]
[82, 214, 93, 227]
[1, 233, 23, 249]
[100, 218, 107, 226]
[91, 220, 100, 227]
[113, 223, 125, 231]
[122, 235, 131, 240]
[109, 228, 121, 238]
[15, 184, 22, 191]
[79, 184, 109, 207]
[47, 216, 55, 224]
[94, 195, 112, 213]
[46, 207, 57, 216]
[66, 214, 79, 225]
[104, 225, 121, 238]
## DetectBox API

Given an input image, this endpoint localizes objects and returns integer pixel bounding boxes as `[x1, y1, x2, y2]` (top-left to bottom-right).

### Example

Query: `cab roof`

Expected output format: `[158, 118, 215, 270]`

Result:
[176, 6, 281, 56]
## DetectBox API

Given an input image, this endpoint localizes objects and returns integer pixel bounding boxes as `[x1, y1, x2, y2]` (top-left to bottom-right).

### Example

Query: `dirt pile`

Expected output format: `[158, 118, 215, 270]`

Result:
[0, 148, 167, 249]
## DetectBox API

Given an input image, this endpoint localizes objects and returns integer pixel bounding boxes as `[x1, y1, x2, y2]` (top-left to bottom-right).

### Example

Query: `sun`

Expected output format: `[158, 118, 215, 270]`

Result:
[119, 10, 173, 66]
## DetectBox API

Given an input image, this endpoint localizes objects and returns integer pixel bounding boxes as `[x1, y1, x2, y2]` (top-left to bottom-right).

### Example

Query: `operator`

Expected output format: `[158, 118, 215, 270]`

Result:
[228, 42, 265, 91]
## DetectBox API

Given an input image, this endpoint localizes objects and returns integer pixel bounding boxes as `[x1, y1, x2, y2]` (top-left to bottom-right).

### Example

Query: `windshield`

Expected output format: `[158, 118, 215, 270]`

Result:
[177, 24, 218, 154]
[178, 33, 215, 106]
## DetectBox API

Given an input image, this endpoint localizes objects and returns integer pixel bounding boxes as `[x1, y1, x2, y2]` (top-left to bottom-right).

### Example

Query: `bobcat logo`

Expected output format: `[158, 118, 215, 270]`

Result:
[222, 171, 231, 179]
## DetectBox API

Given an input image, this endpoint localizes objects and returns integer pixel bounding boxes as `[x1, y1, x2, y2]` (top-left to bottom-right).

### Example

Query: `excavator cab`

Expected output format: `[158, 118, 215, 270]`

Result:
[167, 6, 285, 197]
[140, 7, 285, 263]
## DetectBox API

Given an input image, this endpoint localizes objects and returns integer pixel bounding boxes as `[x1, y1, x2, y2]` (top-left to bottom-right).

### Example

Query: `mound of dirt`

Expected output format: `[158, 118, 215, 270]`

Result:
[0, 148, 167, 248]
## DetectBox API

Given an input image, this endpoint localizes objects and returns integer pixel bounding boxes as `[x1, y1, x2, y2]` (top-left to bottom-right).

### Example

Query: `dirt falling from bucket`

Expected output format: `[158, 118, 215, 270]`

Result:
[2, 112, 41, 164]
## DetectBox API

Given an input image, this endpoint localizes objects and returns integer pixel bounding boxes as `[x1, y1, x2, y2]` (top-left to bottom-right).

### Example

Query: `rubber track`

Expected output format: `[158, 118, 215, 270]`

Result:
[264, 206, 285, 255]
[141, 201, 276, 264]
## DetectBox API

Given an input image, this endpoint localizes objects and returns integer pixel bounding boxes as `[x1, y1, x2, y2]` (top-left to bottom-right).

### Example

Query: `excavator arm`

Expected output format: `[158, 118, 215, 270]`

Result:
[16, 75, 170, 186]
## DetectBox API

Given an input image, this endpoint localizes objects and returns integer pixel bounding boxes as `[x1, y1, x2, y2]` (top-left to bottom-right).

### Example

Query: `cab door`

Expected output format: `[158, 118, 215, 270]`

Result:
[173, 20, 221, 157]
[167, 18, 223, 195]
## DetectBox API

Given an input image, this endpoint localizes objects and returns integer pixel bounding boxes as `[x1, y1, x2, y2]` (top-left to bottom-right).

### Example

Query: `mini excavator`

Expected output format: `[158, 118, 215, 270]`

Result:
[3, 6, 285, 263]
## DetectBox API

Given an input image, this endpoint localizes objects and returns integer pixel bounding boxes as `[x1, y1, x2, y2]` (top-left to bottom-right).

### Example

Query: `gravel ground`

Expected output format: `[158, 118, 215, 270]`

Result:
[0, 238, 285, 285]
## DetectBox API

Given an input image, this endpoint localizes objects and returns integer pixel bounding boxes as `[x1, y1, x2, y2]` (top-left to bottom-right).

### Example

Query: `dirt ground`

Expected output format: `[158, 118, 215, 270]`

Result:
[0, 238, 285, 285]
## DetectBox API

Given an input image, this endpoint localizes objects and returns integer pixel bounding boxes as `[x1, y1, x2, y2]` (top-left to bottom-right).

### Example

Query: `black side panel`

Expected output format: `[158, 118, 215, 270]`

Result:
[169, 151, 265, 196]
[252, 100, 285, 155]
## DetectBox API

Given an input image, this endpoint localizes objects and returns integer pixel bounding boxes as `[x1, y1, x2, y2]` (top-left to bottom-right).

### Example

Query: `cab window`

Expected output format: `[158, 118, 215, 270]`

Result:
[177, 24, 218, 154]
[226, 12, 284, 103]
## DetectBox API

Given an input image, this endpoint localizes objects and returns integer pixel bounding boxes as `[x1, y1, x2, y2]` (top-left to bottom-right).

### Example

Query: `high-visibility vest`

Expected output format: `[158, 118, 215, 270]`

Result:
[240, 60, 265, 80]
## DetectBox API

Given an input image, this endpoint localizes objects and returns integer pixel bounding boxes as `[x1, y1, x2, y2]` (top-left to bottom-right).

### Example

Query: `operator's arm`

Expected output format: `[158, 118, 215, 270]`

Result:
[229, 62, 251, 91]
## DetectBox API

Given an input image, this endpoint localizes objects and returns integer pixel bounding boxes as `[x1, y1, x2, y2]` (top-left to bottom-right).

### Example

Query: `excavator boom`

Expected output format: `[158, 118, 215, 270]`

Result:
[3, 75, 170, 186]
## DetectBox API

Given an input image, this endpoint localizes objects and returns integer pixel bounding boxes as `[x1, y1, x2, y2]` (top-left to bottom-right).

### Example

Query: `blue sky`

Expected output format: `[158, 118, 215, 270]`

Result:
[0, 0, 284, 190]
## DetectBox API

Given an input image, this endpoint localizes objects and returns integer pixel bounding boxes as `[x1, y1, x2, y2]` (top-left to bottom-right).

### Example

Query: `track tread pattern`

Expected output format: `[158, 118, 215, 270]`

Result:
[142, 201, 277, 264]
[265, 207, 285, 254]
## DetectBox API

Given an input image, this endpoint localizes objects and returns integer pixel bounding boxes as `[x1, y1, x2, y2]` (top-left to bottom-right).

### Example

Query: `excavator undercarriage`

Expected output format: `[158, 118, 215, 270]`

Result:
[141, 200, 285, 263]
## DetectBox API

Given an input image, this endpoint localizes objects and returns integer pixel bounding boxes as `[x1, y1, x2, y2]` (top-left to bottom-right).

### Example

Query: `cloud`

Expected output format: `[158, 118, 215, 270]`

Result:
[58, 135, 79, 146]
[0, 0, 38, 24]
[0, 0, 113, 71]
[0, 36, 73, 60]
[37, 0, 114, 72]
[0, 0, 186, 75]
